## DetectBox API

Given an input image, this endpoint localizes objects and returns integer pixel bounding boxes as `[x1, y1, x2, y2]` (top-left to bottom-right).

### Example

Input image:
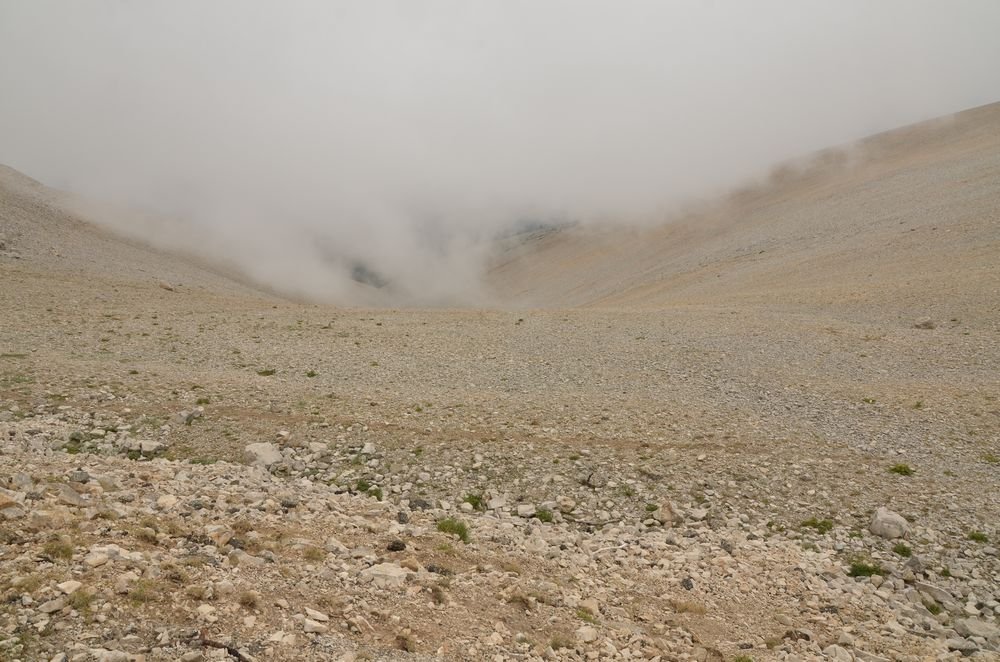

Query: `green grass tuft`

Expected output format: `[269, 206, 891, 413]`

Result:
[848, 561, 884, 577]
[892, 543, 912, 557]
[801, 517, 834, 534]
[436, 517, 470, 544]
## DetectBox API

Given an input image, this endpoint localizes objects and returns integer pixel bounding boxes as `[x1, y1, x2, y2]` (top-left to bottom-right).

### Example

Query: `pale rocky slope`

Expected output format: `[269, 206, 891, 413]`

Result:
[1, 104, 998, 662]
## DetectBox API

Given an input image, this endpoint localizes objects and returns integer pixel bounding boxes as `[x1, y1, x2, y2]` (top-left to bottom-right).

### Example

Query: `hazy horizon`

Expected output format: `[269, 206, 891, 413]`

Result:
[2, 1, 999, 303]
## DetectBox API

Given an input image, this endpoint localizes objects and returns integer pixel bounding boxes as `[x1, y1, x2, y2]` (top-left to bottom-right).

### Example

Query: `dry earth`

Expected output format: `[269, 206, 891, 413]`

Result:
[1, 104, 999, 662]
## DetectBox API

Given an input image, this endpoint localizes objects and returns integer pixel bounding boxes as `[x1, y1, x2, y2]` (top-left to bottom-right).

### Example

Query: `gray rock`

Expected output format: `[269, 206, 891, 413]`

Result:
[57, 580, 82, 594]
[68, 470, 90, 483]
[304, 618, 329, 633]
[869, 507, 908, 539]
[822, 644, 853, 661]
[140, 439, 166, 455]
[172, 408, 203, 425]
[244, 442, 283, 467]
[946, 637, 979, 653]
[360, 562, 409, 588]
[38, 596, 67, 613]
[687, 507, 709, 522]
[914, 581, 953, 603]
[516, 504, 537, 518]
[55, 484, 88, 507]
[955, 617, 1000, 640]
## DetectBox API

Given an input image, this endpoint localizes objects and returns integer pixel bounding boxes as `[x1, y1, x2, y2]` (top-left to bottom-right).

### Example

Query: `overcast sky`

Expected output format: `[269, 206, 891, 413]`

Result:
[2, 1, 999, 302]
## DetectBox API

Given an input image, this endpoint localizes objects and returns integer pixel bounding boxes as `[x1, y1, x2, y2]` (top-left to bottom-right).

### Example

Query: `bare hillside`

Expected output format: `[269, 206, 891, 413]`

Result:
[488, 102, 1000, 324]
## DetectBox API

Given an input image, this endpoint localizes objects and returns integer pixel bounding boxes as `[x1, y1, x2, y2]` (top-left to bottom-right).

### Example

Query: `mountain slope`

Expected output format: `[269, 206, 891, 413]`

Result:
[487, 102, 1000, 326]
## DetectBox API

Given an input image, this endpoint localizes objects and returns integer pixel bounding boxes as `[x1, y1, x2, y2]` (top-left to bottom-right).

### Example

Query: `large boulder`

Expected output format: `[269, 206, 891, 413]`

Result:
[869, 507, 908, 539]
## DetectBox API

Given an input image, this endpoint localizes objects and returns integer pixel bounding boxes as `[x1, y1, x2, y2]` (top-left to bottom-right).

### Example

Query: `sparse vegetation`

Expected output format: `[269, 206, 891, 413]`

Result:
[549, 634, 573, 650]
[238, 591, 260, 609]
[889, 464, 914, 476]
[437, 517, 470, 544]
[848, 560, 884, 577]
[968, 531, 988, 543]
[535, 508, 554, 523]
[463, 493, 485, 511]
[892, 543, 912, 557]
[129, 579, 158, 604]
[305, 370, 318, 377]
[801, 517, 834, 534]
[256, 368, 275, 376]
[42, 538, 74, 561]
[302, 546, 326, 561]
[670, 599, 707, 615]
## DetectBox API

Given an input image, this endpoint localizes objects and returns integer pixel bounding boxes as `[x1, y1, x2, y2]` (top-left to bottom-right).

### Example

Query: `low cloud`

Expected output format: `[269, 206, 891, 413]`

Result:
[2, 1, 999, 303]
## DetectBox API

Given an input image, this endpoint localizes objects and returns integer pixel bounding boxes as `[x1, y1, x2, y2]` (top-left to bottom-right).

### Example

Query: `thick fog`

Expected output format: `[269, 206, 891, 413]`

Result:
[2, 2, 999, 304]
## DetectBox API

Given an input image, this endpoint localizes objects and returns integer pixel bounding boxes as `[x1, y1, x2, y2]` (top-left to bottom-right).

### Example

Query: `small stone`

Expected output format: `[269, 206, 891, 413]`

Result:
[387, 539, 406, 552]
[156, 494, 179, 510]
[681, 577, 695, 590]
[85, 553, 110, 568]
[38, 596, 67, 613]
[687, 508, 708, 522]
[115, 572, 138, 593]
[914, 317, 936, 329]
[56, 484, 88, 507]
[58, 580, 82, 595]
[361, 442, 376, 455]
[823, 644, 853, 661]
[954, 617, 1000, 639]
[576, 625, 598, 643]
[360, 562, 409, 588]
[869, 507, 908, 539]
[244, 442, 283, 467]
[305, 608, 329, 622]
[516, 504, 537, 518]
[68, 470, 90, 484]
[946, 638, 979, 653]
[304, 618, 329, 634]
[579, 598, 600, 617]
[140, 439, 166, 455]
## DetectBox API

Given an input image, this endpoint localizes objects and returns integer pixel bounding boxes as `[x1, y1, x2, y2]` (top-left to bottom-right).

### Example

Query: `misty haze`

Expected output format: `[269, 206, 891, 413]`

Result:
[1, 2, 999, 661]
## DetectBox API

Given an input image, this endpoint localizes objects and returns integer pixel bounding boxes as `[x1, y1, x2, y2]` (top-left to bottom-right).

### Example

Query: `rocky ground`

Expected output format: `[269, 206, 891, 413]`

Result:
[1, 105, 999, 660]
[1, 274, 998, 661]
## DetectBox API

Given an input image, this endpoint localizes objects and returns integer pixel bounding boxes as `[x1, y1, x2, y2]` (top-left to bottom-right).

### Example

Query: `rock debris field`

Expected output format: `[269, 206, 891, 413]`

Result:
[1, 104, 999, 662]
